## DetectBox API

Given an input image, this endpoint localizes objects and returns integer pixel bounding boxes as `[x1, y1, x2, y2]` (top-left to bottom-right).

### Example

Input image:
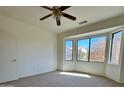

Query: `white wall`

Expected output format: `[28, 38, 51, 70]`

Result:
[63, 61, 75, 71]
[0, 15, 57, 83]
[119, 28, 124, 83]
[75, 62, 105, 75]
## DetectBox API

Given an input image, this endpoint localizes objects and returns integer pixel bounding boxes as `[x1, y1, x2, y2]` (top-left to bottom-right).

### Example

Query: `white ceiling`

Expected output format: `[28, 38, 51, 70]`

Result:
[0, 6, 124, 33]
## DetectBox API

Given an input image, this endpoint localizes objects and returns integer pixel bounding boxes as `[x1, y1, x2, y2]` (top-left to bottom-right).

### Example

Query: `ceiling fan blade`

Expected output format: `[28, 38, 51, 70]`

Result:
[56, 17, 61, 26]
[40, 6, 52, 11]
[40, 13, 53, 20]
[62, 13, 76, 21]
[59, 6, 71, 11]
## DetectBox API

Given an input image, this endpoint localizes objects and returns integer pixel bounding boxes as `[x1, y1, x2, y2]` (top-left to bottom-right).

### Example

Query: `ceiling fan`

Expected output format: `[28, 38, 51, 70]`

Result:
[40, 6, 76, 26]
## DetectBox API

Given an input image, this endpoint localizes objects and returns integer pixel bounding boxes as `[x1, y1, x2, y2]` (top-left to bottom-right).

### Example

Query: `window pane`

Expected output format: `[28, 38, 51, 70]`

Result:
[90, 36, 106, 62]
[65, 40, 73, 60]
[111, 32, 122, 64]
[77, 39, 89, 61]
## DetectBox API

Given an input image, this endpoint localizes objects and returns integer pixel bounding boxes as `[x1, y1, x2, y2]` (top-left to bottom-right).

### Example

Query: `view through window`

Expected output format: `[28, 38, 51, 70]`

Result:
[65, 40, 73, 61]
[77, 36, 106, 62]
[111, 31, 122, 65]
[77, 39, 89, 61]
[90, 36, 106, 62]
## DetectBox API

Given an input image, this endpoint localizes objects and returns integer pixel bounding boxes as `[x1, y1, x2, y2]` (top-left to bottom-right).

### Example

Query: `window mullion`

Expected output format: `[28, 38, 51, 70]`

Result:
[110, 34, 114, 63]
[88, 38, 91, 62]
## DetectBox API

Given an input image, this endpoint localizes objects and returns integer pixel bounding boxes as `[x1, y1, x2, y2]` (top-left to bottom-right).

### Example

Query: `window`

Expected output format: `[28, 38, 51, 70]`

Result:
[77, 36, 106, 62]
[110, 31, 122, 65]
[90, 36, 106, 62]
[65, 40, 73, 61]
[77, 39, 89, 61]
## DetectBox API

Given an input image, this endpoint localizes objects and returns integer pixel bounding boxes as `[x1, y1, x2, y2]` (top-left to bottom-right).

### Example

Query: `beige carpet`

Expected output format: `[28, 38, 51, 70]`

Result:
[0, 71, 124, 87]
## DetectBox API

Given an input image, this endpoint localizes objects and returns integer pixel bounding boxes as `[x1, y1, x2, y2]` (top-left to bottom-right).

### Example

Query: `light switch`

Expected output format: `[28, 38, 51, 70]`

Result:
[12, 59, 16, 62]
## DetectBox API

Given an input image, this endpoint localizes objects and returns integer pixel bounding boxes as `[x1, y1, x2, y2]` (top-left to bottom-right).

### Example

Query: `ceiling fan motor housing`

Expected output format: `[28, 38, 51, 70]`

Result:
[52, 6, 62, 17]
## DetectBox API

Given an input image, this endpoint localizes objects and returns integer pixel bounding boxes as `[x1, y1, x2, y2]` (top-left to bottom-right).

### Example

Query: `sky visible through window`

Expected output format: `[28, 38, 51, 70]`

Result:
[66, 39, 98, 48]
[78, 39, 89, 48]
[66, 40, 72, 47]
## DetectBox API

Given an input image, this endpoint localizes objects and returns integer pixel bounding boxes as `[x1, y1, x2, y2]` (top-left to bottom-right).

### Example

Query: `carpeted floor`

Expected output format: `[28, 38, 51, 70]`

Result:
[0, 71, 124, 87]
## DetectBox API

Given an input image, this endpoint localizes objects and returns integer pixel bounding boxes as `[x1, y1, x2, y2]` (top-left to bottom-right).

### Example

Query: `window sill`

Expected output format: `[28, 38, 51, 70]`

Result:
[76, 60, 104, 63]
[107, 63, 119, 65]
[64, 60, 73, 61]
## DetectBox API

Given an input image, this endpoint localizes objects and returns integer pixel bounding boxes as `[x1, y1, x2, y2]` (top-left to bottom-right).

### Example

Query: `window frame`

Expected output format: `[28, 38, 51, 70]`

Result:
[89, 35, 107, 62]
[76, 35, 107, 62]
[64, 40, 74, 61]
[76, 38, 90, 62]
[110, 31, 122, 65]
